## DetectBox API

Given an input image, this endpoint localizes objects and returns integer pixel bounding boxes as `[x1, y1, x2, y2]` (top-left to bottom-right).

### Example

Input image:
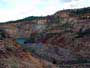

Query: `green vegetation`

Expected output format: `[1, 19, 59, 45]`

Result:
[1, 16, 46, 24]
[0, 29, 6, 40]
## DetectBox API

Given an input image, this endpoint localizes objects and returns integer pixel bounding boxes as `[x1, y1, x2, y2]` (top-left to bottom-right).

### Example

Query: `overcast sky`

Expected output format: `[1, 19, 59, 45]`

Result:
[0, 0, 90, 22]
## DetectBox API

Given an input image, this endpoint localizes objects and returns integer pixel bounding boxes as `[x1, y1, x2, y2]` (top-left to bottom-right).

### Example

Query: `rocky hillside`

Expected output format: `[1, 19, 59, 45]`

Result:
[0, 29, 58, 68]
[0, 7, 90, 38]
[0, 7, 90, 68]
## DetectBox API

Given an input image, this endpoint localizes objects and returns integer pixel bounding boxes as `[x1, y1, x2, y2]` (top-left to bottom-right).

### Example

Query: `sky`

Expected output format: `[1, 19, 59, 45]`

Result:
[0, 0, 90, 22]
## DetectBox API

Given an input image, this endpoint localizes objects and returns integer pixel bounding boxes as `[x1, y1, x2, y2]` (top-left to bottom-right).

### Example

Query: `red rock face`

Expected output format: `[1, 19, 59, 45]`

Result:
[0, 37, 58, 68]
[0, 7, 90, 67]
